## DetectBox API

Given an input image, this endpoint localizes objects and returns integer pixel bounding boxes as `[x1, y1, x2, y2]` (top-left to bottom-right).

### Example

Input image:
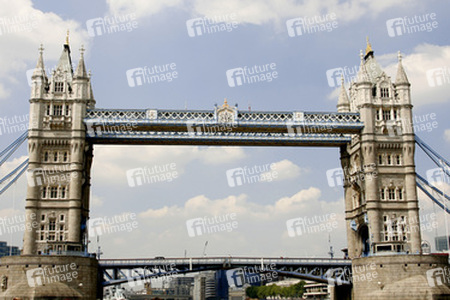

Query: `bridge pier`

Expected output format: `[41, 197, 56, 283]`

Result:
[351, 254, 450, 299]
[0, 255, 99, 299]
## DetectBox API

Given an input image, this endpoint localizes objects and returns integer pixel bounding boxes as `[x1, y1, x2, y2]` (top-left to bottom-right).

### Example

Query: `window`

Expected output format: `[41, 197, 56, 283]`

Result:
[383, 215, 387, 222]
[40, 225, 45, 231]
[378, 155, 383, 165]
[382, 110, 391, 121]
[49, 220, 56, 231]
[40, 234, 45, 241]
[381, 87, 389, 98]
[380, 189, 385, 200]
[376, 110, 380, 121]
[398, 188, 403, 200]
[44, 151, 49, 162]
[54, 152, 58, 162]
[396, 155, 401, 165]
[48, 234, 55, 241]
[50, 187, 58, 198]
[393, 110, 398, 120]
[65, 105, 70, 116]
[46, 105, 51, 115]
[388, 188, 396, 200]
[42, 187, 47, 198]
[53, 105, 63, 116]
[54, 82, 64, 93]
[63, 152, 68, 162]
[59, 234, 64, 241]
[41, 214, 45, 221]
[59, 225, 64, 231]
[61, 186, 66, 199]
[387, 155, 392, 165]
[60, 214, 65, 222]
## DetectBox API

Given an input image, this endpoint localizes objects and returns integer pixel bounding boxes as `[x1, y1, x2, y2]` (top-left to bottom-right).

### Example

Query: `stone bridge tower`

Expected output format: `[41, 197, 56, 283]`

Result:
[23, 36, 95, 255]
[338, 40, 421, 258]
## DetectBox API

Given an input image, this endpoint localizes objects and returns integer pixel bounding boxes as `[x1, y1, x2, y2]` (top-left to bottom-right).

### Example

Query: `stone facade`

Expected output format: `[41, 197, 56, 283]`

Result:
[24, 40, 95, 255]
[0, 255, 99, 299]
[338, 41, 421, 258]
[352, 255, 450, 299]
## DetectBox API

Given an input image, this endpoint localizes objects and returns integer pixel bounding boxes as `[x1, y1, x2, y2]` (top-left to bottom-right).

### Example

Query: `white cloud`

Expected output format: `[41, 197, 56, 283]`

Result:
[0, 0, 89, 100]
[92, 145, 245, 186]
[198, 147, 246, 165]
[382, 44, 450, 107]
[106, 0, 185, 19]
[107, 0, 414, 26]
[88, 186, 347, 258]
[328, 44, 450, 107]
[260, 159, 306, 182]
[91, 195, 104, 208]
[445, 129, 450, 143]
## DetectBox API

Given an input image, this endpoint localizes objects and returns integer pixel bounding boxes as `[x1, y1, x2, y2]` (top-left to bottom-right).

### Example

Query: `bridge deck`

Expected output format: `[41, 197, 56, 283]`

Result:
[84, 109, 363, 146]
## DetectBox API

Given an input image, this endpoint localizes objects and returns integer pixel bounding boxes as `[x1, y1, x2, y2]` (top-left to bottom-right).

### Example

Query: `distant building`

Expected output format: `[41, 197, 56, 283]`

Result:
[302, 282, 329, 300]
[435, 236, 450, 251]
[228, 287, 245, 300]
[169, 276, 194, 298]
[193, 270, 229, 300]
[194, 271, 216, 300]
[0, 241, 20, 257]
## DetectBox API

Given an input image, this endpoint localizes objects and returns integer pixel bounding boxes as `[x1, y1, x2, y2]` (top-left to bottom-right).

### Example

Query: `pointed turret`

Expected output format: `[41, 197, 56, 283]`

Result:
[337, 75, 350, 112]
[395, 51, 409, 85]
[72, 45, 92, 99]
[88, 71, 95, 103]
[32, 44, 47, 78]
[55, 30, 73, 79]
[30, 44, 48, 99]
[74, 45, 88, 78]
[356, 50, 370, 83]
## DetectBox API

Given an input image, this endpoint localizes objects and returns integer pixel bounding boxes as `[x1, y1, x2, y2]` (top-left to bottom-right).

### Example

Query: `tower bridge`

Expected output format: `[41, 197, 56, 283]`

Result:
[0, 37, 449, 299]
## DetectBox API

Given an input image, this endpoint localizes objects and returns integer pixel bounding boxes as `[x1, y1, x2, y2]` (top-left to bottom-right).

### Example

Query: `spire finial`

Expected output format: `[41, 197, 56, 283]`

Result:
[39, 44, 44, 54]
[360, 49, 364, 62]
[223, 98, 228, 106]
[65, 30, 70, 45]
[365, 36, 373, 56]
[340, 74, 345, 86]
[397, 51, 402, 62]
[80, 44, 85, 57]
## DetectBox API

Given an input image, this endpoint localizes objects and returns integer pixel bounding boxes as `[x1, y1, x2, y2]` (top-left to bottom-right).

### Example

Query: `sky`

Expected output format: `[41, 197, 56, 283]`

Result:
[0, 0, 449, 259]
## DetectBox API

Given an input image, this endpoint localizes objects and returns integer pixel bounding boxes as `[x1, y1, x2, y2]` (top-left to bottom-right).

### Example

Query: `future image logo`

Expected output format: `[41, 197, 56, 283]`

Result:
[86, 14, 138, 37]
[427, 267, 450, 287]
[226, 265, 278, 288]
[386, 13, 438, 37]
[226, 64, 278, 87]
[186, 14, 238, 37]
[286, 13, 338, 37]
[226, 163, 277, 187]
[286, 213, 338, 237]
[126, 64, 178, 87]
[426, 67, 450, 87]
[186, 213, 238, 237]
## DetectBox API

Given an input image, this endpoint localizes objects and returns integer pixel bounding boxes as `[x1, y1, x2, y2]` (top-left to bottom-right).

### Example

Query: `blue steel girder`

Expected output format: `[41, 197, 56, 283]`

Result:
[99, 257, 352, 287]
[84, 109, 363, 147]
